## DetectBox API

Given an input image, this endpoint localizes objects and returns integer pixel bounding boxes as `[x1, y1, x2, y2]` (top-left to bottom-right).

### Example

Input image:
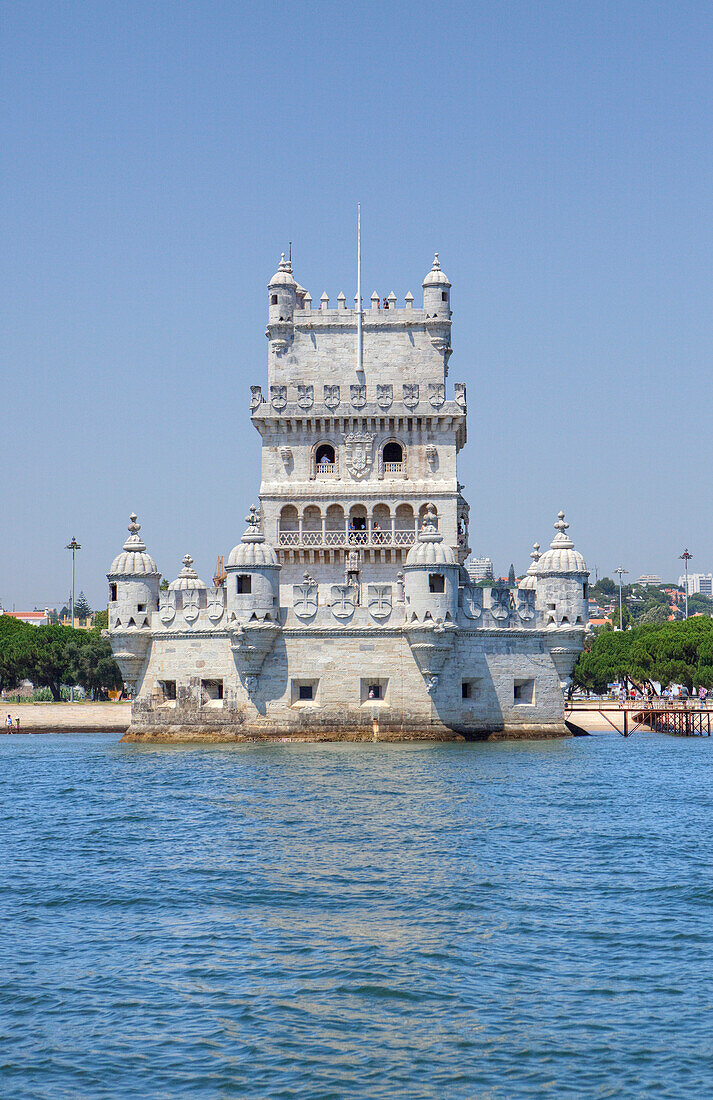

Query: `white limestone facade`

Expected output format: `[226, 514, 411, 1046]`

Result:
[106, 254, 589, 742]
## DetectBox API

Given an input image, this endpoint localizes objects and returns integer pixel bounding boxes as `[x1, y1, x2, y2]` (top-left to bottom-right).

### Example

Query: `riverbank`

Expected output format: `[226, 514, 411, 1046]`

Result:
[0, 702, 131, 734]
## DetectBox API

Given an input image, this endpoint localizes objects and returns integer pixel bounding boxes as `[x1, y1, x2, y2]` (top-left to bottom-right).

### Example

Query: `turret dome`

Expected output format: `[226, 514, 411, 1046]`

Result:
[422, 253, 451, 288]
[109, 514, 159, 576]
[405, 506, 458, 567]
[269, 253, 297, 288]
[536, 514, 588, 575]
[518, 543, 541, 591]
[168, 554, 206, 591]
[227, 505, 280, 568]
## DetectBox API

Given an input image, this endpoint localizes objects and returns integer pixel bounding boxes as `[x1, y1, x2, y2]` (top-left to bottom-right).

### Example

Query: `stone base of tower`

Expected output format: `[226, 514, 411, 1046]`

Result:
[120, 720, 569, 744]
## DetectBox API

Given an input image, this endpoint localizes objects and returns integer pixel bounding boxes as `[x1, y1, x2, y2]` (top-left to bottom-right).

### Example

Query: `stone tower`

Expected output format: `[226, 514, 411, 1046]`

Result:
[252, 253, 470, 606]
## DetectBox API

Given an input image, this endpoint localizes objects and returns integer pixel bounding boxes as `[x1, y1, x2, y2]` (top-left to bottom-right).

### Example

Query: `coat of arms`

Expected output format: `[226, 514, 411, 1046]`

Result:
[350, 384, 366, 409]
[367, 584, 392, 620]
[403, 383, 419, 408]
[324, 384, 340, 410]
[207, 591, 225, 623]
[160, 596, 176, 626]
[377, 384, 393, 410]
[454, 382, 467, 410]
[344, 431, 375, 480]
[293, 576, 318, 618]
[461, 586, 483, 620]
[330, 584, 356, 620]
[183, 590, 200, 624]
[429, 383, 445, 409]
[270, 385, 287, 411]
[250, 385, 263, 411]
[297, 383, 314, 410]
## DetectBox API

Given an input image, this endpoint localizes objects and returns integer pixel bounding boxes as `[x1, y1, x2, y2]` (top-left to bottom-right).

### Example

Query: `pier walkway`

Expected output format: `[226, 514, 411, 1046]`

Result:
[566, 701, 713, 737]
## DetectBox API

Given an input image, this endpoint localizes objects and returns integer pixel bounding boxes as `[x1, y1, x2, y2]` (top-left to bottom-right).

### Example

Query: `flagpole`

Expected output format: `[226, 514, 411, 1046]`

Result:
[357, 204, 363, 374]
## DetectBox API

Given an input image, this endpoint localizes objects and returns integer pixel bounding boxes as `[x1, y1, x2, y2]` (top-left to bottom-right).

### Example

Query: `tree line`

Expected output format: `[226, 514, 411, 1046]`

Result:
[573, 617, 713, 695]
[0, 614, 121, 701]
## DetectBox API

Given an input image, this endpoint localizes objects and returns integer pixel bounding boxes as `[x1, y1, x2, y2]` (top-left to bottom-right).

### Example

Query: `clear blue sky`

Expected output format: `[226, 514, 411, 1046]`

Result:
[3, 1, 713, 609]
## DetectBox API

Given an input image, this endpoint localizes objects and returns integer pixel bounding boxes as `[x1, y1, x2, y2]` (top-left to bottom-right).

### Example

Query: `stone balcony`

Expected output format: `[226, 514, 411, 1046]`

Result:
[278, 525, 417, 550]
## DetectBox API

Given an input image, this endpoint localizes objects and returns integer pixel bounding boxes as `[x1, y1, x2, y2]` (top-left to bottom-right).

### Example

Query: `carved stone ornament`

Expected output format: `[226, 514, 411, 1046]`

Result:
[454, 382, 467, 410]
[270, 385, 287, 411]
[490, 587, 512, 621]
[293, 575, 318, 618]
[461, 586, 483, 620]
[377, 384, 393, 410]
[429, 383, 445, 409]
[297, 383, 314, 410]
[280, 446, 293, 471]
[344, 431, 375, 480]
[324, 384, 340, 410]
[183, 589, 200, 625]
[207, 591, 225, 623]
[517, 590, 536, 622]
[367, 583, 392, 620]
[330, 584, 356, 620]
[350, 384, 366, 409]
[403, 383, 419, 409]
[426, 444, 438, 471]
[426, 674, 439, 695]
[250, 385, 264, 411]
[244, 674, 259, 696]
[159, 596, 176, 626]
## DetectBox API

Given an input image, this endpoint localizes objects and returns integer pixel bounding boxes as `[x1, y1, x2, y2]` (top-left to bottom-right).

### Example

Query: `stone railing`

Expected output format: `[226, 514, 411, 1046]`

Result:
[277, 524, 417, 549]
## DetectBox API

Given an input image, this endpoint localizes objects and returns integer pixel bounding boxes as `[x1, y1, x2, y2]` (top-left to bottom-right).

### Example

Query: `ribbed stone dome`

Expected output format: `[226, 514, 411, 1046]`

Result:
[518, 543, 541, 591]
[269, 253, 296, 287]
[405, 506, 457, 567]
[168, 554, 206, 591]
[536, 514, 588, 575]
[422, 253, 451, 287]
[109, 515, 159, 576]
[227, 504, 280, 569]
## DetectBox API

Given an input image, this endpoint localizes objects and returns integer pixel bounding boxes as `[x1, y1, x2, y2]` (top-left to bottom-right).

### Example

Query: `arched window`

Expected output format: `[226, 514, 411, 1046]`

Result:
[278, 505, 299, 546]
[316, 443, 335, 464]
[383, 441, 403, 463]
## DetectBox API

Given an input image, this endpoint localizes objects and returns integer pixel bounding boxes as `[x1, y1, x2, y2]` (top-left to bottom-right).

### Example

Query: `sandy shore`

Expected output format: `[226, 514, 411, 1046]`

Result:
[0, 702, 131, 734]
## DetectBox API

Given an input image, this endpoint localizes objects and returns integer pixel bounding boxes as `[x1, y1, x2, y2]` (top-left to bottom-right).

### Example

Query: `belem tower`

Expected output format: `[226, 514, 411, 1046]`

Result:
[106, 252, 589, 741]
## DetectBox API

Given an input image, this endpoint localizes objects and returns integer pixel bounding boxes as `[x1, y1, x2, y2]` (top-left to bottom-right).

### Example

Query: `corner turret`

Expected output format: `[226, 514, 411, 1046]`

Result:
[106, 514, 160, 693]
[535, 513, 589, 628]
[404, 506, 459, 623]
[226, 505, 281, 623]
[422, 253, 451, 318]
[267, 254, 297, 352]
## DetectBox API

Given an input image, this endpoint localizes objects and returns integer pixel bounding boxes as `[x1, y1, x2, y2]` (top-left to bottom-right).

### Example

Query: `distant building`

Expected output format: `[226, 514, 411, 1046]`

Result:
[0, 609, 50, 626]
[637, 574, 662, 586]
[467, 557, 495, 582]
[677, 572, 713, 597]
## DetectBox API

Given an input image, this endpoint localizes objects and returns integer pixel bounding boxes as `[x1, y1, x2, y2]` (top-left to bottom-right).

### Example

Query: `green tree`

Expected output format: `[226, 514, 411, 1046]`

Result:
[66, 629, 121, 699]
[574, 617, 713, 694]
[508, 564, 516, 586]
[597, 577, 616, 596]
[93, 608, 108, 630]
[73, 591, 92, 622]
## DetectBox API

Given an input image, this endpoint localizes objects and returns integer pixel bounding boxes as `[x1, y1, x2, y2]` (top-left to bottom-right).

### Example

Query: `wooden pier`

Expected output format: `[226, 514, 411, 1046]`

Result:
[565, 701, 713, 737]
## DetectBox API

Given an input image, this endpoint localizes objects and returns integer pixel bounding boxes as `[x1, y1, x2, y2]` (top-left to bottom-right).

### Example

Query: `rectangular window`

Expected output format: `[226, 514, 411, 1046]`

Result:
[429, 573, 445, 593]
[237, 575, 252, 594]
[137, 603, 146, 612]
[271, 294, 278, 305]
[292, 679, 318, 705]
[109, 583, 117, 602]
[514, 679, 535, 705]
[361, 678, 388, 704]
[160, 679, 177, 701]
[442, 291, 448, 301]
[547, 602, 556, 610]
[462, 681, 471, 699]
[201, 678, 224, 703]
[299, 684, 313, 701]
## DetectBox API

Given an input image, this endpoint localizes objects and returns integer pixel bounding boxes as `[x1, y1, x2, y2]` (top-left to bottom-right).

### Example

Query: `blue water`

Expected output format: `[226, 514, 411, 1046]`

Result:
[2, 731, 713, 1098]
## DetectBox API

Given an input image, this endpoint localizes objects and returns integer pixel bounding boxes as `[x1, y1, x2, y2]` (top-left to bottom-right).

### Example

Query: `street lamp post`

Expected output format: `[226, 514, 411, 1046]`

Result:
[679, 548, 692, 620]
[615, 566, 629, 631]
[65, 536, 81, 701]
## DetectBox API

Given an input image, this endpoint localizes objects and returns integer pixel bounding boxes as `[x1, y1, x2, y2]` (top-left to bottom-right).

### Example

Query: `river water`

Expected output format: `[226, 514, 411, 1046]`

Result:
[2, 730, 712, 1098]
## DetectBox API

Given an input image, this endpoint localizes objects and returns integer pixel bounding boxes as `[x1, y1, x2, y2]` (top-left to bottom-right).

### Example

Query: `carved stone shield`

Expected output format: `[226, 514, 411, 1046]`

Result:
[324, 384, 340, 410]
[517, 590, 536, 622]
[160, 597, 176, 626]
[207, 591, 225, 623]
[293, 581, 318, 618]
[429, 382, 445, 409]
[461, 586, 483, 621]
[344, 431, 375, 480]
[250, 385, 263, 411]
[183, 590, 200, 624]
[297, 383, 314, 410]
[377, 384, 393, 410]
[454, 382, 467, 410]
[330, 584, 356, 620]
[367, 584, 392, 620]
[490, 587, 511, 621]
[350, 384, 366, 409]
[403, 383, 419, 408]
[270, 385, 287, 411]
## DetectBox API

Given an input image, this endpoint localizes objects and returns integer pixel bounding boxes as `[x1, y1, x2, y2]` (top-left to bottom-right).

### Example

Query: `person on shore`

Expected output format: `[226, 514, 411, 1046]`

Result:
[5, 713, 13, 733]
[14, 716, 20, 732]
[699, 686, 707, 710]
